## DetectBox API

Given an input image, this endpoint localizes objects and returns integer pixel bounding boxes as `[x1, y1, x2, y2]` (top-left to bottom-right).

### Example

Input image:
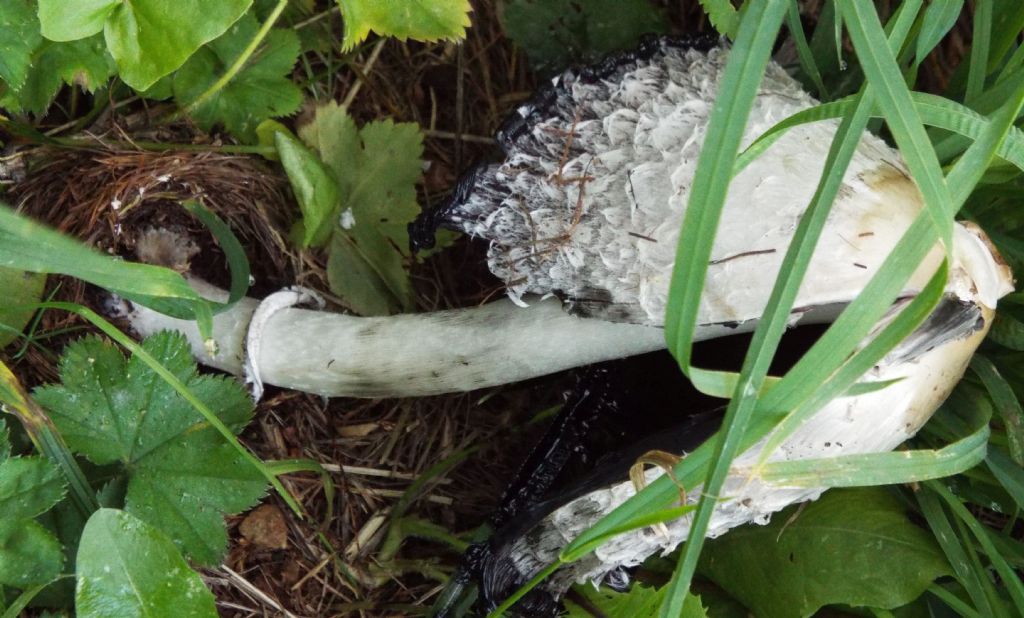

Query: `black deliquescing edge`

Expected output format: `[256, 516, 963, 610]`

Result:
[408, 34, 721, 256]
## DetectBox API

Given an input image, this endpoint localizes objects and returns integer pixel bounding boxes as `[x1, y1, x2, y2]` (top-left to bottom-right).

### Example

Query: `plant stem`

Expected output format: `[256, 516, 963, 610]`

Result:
[173, 0, 289, 120]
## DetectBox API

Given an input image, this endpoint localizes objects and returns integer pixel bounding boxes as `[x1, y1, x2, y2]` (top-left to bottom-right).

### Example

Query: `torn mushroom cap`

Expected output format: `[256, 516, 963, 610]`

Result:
[489, 223, 1012, 599]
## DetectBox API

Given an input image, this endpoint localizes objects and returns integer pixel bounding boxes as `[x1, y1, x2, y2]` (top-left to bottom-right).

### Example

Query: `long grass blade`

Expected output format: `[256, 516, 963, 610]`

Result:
[658, 3, 790, 614]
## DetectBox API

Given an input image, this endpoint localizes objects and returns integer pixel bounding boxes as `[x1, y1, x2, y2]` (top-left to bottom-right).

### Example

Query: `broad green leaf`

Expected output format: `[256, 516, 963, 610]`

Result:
[297, 103, 423, 314]
[565, 584, 706, 618]
[502, 0, 667, 71]
[275, 129, 341, 248]
[0, 267, 45, 348]
[0, 518, 63, 588]
[337, 0, 471, 51]
[0, 0, 42, 91]
[38, 0, 252, 90]
[76, 509, 217, 618]
[37, 0, 118, 41]
[173, 14, 302, 141]
[327, 225, 412, 316]
[34, 332, 266, 565]
[698, 488, 951, 618]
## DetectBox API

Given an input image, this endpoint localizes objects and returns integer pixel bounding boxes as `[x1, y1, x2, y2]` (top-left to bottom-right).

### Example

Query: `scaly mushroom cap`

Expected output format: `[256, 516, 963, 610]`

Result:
[419, 40, 936, 327]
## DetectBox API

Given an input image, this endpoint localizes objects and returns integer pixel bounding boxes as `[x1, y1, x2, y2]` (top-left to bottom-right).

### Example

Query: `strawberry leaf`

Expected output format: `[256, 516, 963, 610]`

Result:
[336, 0, 471, 50]
[174, 14, 302, 142]
[34, 331, 266, 565]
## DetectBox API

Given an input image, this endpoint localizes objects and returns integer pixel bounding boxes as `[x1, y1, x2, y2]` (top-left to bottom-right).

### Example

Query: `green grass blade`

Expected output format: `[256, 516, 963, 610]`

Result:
[757, 421, 988, 487]
[987, 446, 1024, 509]
[662, 0, 788, 365]
[966, 0, 993, 102]
[928, 583, 984, 618]
[841, 2, 954, 243]
[916, 0, 966, 67]
[918, 489, 996, 615]
[0, 203, 241, 341]
[786, 0, 829, 99]
[929, 480, 1024, 613]
[971, 356, 1024, 464]
[658, 2, 790, 614]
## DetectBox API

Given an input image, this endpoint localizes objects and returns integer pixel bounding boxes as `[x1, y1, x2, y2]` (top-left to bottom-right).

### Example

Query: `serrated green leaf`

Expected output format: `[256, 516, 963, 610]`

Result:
[38, 0, 252, 90]
[0, 0, 42, 91]
[501, 0, 667, 71]
[698, 0, 739, 39]
[0, 421, 65, 589]
[0, 456, 65, 521]
[174, 14, 302, 141]
[698, 488, 951, 618]
[0, 518, 63, 588]
[0, 267, 45, 348]
[1, 34, 115, 116]
[275, 128, 341, 248]
[34, 331, 266, 565]
[564, 584, 706, 618]
[76, 509, 217, 618]
[337, 0, 471, 51]
[296, 103, 423, 314]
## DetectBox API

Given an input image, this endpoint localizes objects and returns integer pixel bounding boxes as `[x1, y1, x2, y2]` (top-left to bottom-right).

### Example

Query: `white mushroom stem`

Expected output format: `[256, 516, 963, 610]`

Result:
[125, 223, 1011, 399]
[128, 279, 669, 398]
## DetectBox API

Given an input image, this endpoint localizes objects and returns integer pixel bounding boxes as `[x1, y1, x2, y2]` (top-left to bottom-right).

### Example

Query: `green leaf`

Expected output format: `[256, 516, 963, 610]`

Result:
[698, 488, 951, 618]
[173, 14, 302, 141]
[0, 267, 45, 348]
[0, 457, 65, 522]
[37, 0, 119, 41]
[337, 0, 471, 51]
[0, 421, 66, 588]
[38, 0, 252, 90]
[327, 225, 412, 316]
[275, 128, 341, 248]
[565, 584, 706, 618]
[76, 508, 217, 618]
[501, 0, 667, 71]
[297, 103, 423, 314]
[34, 331, 266, 565]
[0, 0, 42, 91]
[0, 33, 118, 116]
[698, 0, 739, 38]
[0, 518, 63, 588]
